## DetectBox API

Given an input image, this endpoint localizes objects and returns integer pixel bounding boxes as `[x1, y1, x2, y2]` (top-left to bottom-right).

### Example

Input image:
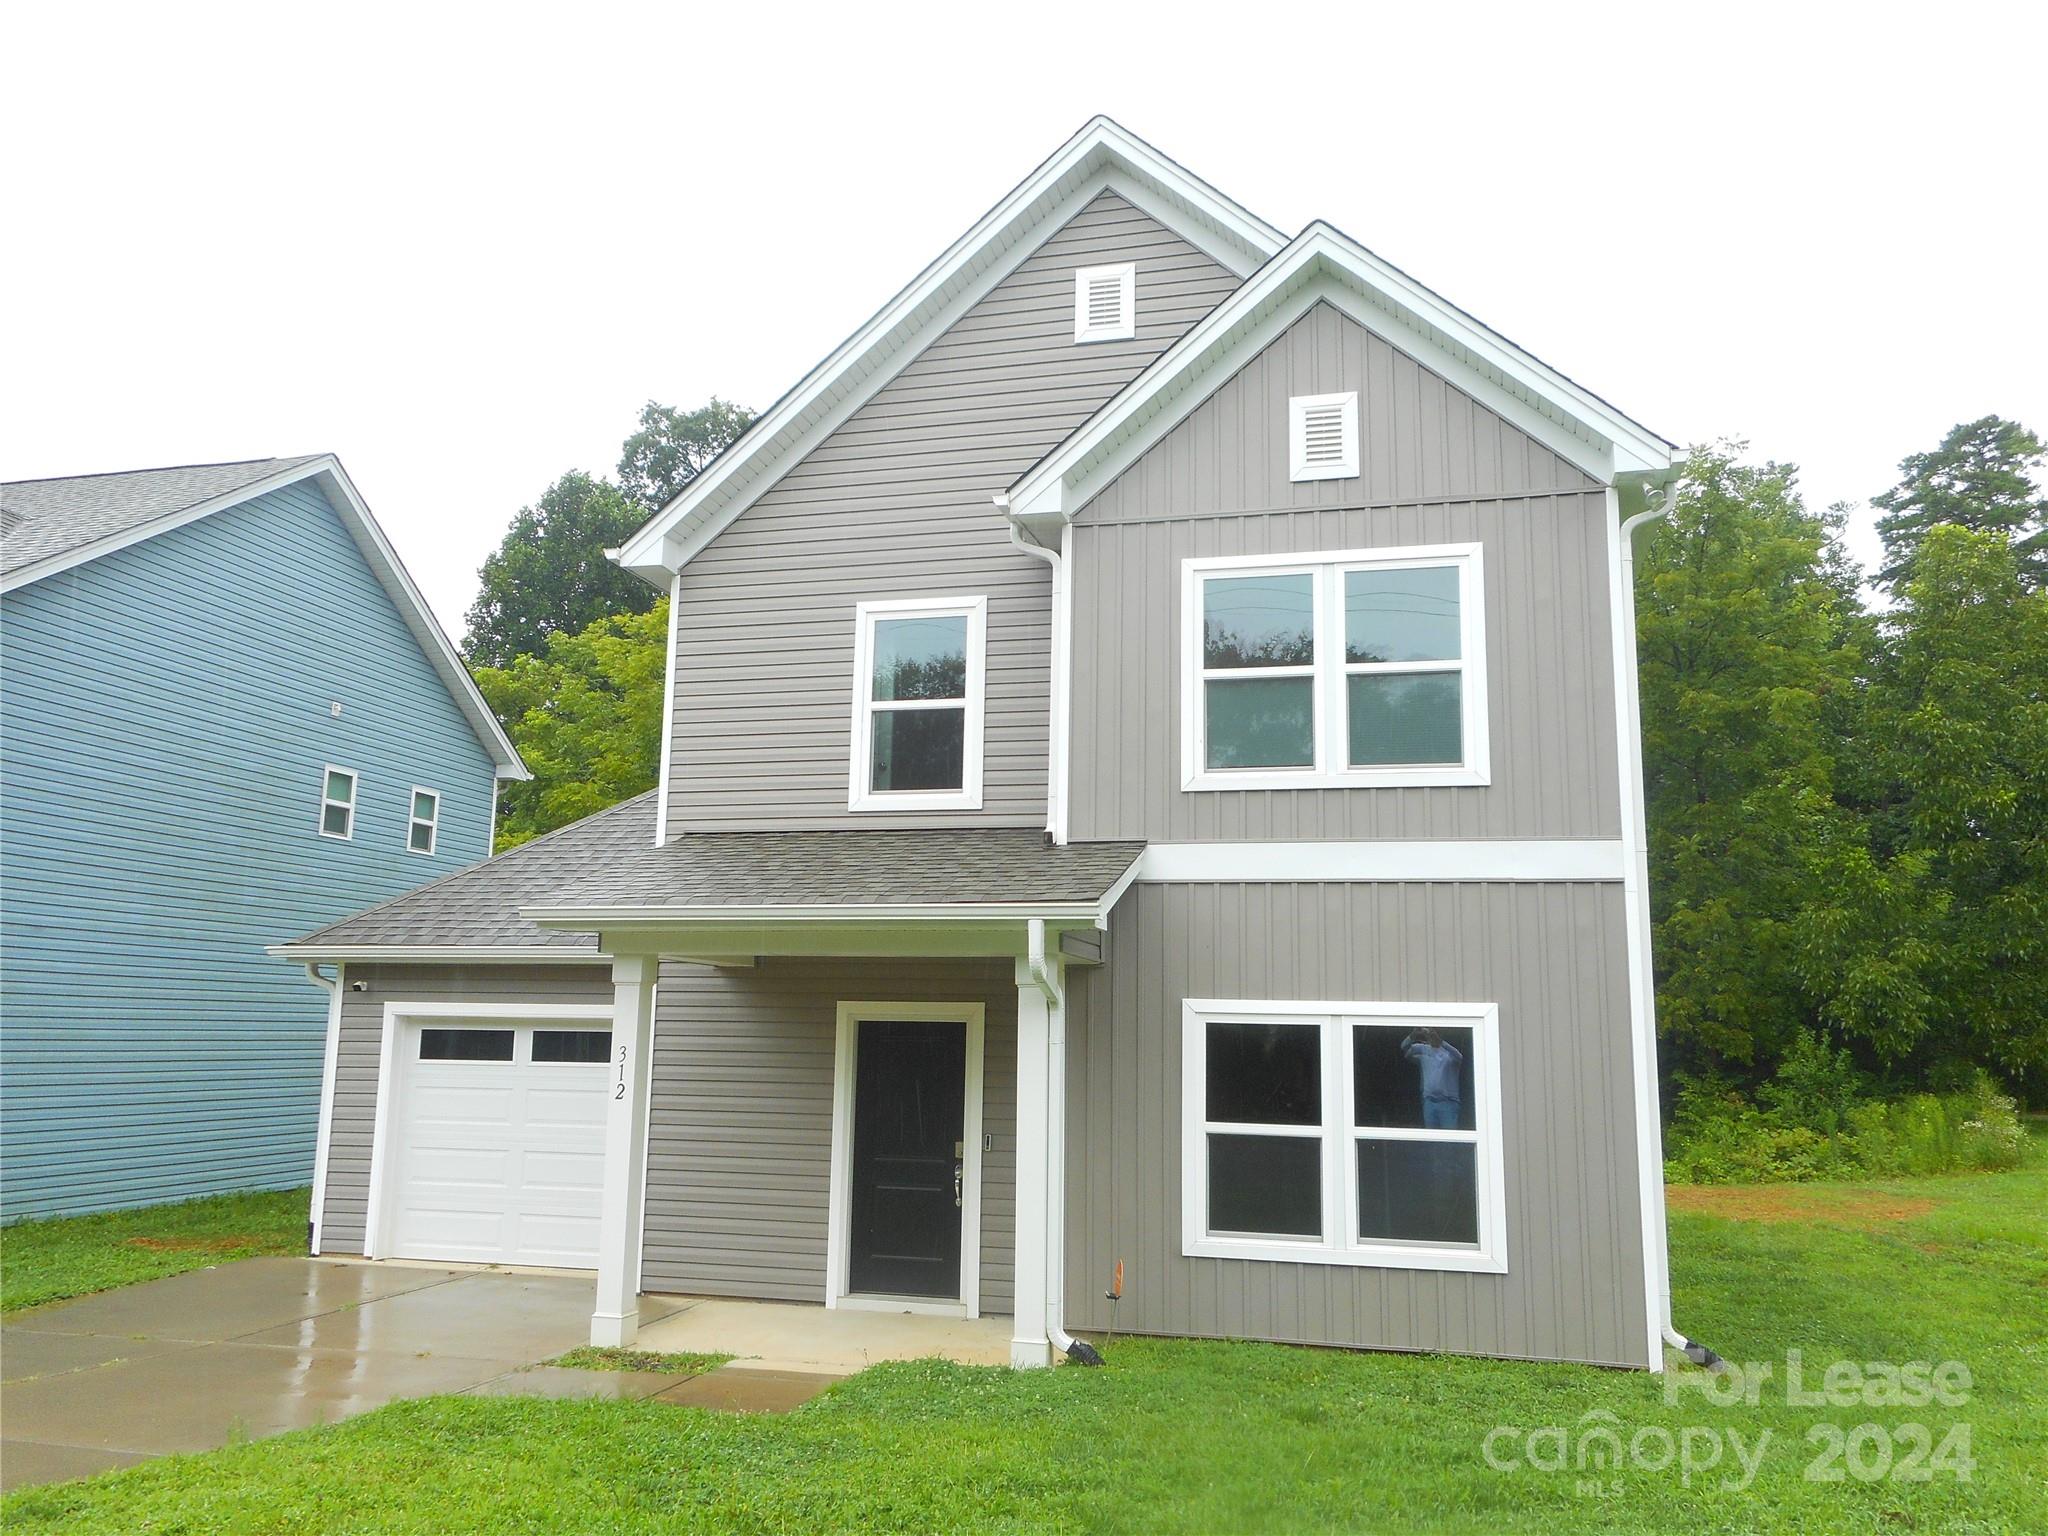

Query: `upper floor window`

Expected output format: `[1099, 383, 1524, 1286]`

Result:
[1179, 543, 1488, 791]
[319, 767, 357, 840]
[1289, 391, 1360, 481]
[1073, 262, 1135, 343]
[848, 596, 986, 812]
[407, 788, 440, 855]
[1180, 999, 1507, 1274]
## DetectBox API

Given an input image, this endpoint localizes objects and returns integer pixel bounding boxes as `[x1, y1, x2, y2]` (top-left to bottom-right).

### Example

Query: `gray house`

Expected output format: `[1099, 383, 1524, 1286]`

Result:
[279, 119, 1686, 1370]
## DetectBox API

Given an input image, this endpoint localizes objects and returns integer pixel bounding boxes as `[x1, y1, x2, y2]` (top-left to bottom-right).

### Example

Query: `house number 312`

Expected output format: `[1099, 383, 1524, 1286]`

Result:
[615, 1043, 627, 1100]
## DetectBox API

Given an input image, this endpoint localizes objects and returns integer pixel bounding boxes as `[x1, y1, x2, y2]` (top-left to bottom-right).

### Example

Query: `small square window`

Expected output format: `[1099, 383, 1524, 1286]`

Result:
[319, 767, 357, 840]
[407, 787, 439, 855]
[419, 1028, 514, 1061]
[532, 1030, 612, 1064]
[1073, 262, 1136, 343]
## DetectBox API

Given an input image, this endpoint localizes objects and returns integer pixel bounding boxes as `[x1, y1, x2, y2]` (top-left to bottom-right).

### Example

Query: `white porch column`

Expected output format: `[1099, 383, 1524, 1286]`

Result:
[592, 951, 657, 1347]
[1012, 958, 1052, 1368]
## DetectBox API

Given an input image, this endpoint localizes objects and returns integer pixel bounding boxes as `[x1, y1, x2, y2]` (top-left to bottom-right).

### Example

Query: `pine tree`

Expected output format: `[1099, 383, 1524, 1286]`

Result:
[1873, 416, 2048, 592]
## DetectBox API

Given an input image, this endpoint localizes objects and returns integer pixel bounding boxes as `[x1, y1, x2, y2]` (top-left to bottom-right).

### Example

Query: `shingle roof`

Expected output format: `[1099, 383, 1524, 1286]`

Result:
[537, 828, 1147, 911]
[0, 457, 326, 576]
[287, 791, 660, 951]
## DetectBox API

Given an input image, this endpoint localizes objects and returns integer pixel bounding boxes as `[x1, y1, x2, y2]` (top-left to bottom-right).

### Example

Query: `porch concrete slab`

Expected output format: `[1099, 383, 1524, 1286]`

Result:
[466, 1365, 694, 1401]
[1, 1440, 150, 1493]
[652, 1367, 841, 1413]
[0, 1329, 196, 1383]
[635, 1296, 1013, 1375]
[0, 1339, 529, 1456]
[8, 1257, 461, 1344]
[232, 1271, 602, 1362]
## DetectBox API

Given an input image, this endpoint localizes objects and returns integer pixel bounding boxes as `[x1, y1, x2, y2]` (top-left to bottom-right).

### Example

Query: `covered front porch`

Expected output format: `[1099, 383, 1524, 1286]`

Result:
[524, 827, 1142, 1371]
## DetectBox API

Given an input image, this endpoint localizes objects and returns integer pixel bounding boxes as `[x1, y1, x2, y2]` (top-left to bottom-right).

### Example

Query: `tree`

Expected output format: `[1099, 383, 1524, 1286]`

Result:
[473, 599, 669, 848]
[1873, 416, 2048, 592]
[1634, 446, 1861, 1073]
[462, 472, 654, 668]
[616, 397, 753, 512]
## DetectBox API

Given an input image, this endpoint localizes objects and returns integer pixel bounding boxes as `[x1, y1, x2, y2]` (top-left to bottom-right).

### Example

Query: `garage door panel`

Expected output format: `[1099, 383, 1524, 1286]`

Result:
[386, 1022, 609, 1270]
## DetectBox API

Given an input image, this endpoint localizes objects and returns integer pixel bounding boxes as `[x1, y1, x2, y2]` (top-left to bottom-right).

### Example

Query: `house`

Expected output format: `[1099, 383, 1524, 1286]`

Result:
[277, 119, 1687, 1371]
[0, 457, 526, 1219]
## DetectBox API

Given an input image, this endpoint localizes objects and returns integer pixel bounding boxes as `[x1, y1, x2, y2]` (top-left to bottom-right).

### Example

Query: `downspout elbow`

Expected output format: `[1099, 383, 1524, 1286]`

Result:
[999, 495, 1066, 844]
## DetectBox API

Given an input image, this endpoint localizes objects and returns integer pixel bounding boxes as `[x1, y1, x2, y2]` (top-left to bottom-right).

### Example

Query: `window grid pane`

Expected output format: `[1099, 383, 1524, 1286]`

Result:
[869, 705, 966, 792]
[412, 790, 437, 820]
[325, 770, 354, 804]
[1207, 1132, 1322, 1239]
[1347, 672, 1462, 766]
[1343, 565, 1460, 663]
[871, 614, 967, 701]
[321, 804, 351, 837]
[1204, 676, 1314, 769]
[1202, 572, 1315, 669]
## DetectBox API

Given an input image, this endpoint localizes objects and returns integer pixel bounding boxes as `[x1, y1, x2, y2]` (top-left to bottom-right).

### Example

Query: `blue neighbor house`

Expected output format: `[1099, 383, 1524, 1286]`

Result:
[0, 456, 525, 1220]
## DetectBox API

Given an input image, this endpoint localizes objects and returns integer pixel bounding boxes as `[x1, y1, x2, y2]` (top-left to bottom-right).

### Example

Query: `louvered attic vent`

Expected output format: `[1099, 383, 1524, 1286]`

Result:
[1073, 262, 1135, 343]
[1289, 391, 1360, 481]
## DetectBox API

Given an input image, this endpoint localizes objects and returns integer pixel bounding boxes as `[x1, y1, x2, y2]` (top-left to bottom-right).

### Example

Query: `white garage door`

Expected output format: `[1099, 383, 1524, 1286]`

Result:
[386, 1019, 611, 1269]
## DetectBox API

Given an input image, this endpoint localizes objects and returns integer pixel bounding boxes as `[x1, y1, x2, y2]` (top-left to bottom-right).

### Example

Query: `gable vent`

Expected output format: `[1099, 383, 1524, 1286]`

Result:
[1289, 391, 1360, 481]
[1073, 262, 1136, 343]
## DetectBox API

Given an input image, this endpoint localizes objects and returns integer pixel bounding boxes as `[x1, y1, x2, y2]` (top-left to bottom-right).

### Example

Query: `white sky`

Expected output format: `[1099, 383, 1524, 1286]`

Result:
[5, 3, 2043, 636]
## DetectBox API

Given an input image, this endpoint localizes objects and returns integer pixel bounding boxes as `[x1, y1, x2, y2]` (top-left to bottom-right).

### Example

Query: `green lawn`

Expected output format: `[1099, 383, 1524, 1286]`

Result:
[6, 1152, 2043, 1534]
[0, 1187, 308, 1314]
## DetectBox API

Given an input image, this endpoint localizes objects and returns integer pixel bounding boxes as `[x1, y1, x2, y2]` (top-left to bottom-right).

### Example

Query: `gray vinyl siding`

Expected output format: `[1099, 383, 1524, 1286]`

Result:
[1063, 881, 1652, 1368]
[667, 190, 1241, 832]
[1068, 300, 1622, 843]
[316, 963, 613, 1256]
[643, 957, 1018, 1315]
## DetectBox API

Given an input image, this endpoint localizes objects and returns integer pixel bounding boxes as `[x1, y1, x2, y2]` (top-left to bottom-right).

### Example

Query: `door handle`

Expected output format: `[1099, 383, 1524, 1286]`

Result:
[953, 1162, 964, 1208]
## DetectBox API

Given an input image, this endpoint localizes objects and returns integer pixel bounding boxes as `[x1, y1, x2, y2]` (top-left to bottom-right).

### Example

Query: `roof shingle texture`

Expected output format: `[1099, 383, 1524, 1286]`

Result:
[292, 791, 659, 949]
[541, 828, 1146, 910]
[1, 457, 324, 576]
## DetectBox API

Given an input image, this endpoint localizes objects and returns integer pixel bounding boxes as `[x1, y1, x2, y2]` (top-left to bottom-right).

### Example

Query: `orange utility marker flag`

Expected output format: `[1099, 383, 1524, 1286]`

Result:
[1104, 1259, 1124, 1345]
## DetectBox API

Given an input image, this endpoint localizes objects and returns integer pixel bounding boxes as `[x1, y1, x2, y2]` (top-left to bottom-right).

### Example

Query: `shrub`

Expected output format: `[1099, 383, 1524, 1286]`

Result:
[1665, 1057, 2027, 1184]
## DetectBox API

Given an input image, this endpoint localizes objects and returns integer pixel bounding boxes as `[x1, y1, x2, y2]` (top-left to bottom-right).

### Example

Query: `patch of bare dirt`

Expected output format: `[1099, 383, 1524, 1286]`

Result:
[120, 1234, 265, 1253]
[1665, 1185, 1939, 1228]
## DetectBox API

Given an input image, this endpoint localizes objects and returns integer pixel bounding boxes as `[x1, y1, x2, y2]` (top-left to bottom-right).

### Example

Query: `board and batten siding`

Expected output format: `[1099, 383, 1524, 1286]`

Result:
[316, 962, 613, 1254]
[1068, 300, 1622, 843]
[1064, 880, 1652, 1368]
[0, 483, 500, 1220]
[644, 956, 1018, 1315]
[667, 190, 1241, 833]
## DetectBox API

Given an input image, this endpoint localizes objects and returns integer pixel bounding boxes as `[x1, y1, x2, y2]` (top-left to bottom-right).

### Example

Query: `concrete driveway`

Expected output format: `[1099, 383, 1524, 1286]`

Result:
[1, 1258, 650, 1491]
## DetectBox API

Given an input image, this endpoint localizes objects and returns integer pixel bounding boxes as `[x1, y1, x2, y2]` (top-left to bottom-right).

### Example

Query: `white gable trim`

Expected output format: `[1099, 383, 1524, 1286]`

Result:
[1007, 224, 1680, 525]
[612, 118, 1284, 583]
[3, 456, 527, 780]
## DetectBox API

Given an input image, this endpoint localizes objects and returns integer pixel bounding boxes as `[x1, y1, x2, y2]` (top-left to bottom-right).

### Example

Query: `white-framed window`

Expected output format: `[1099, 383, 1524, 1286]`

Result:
[319, 766, 358, 840]
[1289, 391, 1360, 481]
[1073, 262, 1136, 343]
[848, 595, 987, 812]
[1179, 543, 1488, 792]
[406, 787, 440, 855]
[1180, 999, 1507, 1274]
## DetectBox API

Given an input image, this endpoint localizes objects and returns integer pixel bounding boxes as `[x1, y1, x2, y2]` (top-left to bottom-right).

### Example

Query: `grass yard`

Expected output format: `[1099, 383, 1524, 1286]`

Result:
[0, 1187, 309, 1314]
[5, 1149, 2043, 1534]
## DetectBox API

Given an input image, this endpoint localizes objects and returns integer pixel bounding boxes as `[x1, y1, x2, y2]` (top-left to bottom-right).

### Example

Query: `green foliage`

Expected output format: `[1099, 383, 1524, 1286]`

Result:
[1666, 1057, 2027, 1184]
[547, 1346, 730, 1375]
[462, 471, 655, 668]
[473, 601, 668, 848]
[1873, 414, 2047, 592]
[1, 1188, 308, 1313]
[616, 397, 753, 512]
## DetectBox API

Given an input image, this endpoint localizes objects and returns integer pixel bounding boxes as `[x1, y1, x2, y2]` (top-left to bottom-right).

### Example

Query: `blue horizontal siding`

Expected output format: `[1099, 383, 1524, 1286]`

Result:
[0, 479, 498, 1219]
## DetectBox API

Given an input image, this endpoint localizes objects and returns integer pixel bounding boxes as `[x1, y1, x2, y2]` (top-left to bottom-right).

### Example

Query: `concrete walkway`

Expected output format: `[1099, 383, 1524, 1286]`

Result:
[0, 1258, 680, 1492]
[636, 1295, 1013, 1374]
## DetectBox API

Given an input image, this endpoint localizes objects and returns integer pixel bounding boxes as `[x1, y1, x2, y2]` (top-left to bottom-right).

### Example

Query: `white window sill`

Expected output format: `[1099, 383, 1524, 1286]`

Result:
[1181, 764, 1491, 792]
[847, 789, 984, 813]
[1185, 1234, 1507, 1274]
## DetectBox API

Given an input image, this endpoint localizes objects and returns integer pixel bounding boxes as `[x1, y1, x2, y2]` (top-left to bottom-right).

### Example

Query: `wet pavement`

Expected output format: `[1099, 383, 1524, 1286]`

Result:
[0, 1258, 643, 1491]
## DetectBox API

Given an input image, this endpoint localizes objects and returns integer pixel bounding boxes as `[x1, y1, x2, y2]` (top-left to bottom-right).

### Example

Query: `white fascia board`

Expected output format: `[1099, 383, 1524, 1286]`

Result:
[612, 119, 1283, 582]
[1137, 840, 1627, 883]
[1011, 225, 1680, 521]
[268, 944, 608, 964]
[526, 901, 1110, 928]
[3, 456, 527, 778]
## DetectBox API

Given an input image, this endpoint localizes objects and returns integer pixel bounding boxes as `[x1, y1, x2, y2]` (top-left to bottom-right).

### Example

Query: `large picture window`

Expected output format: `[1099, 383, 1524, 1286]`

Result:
[1180, 544, 1487, 791]
[848, 595, 986, 812]
[1180, 999, 1506, 1273]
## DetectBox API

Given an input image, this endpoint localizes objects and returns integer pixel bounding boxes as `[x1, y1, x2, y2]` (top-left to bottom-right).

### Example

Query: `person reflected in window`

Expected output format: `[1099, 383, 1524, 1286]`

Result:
[1401, 1027, 1464, 1129]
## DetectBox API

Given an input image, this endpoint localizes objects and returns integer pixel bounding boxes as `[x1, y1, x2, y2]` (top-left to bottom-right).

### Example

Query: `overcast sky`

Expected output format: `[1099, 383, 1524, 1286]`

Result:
[5, 4, 2042, 636]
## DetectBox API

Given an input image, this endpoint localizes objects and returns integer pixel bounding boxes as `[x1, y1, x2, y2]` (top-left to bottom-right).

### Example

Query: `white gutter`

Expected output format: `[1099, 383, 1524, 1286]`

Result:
[998, 496, 1069, 845]
[299, 962, 344, 1256]
[1608, 476, 1724, 1373]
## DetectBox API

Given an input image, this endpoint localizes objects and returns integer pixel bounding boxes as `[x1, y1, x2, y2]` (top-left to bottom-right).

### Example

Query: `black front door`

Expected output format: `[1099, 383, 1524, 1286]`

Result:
[847, 1019, 966, 1298]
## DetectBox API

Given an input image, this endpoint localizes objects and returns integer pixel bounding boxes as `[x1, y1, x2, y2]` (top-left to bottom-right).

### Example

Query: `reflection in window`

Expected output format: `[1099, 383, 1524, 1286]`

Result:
[853, 600, 984, 808]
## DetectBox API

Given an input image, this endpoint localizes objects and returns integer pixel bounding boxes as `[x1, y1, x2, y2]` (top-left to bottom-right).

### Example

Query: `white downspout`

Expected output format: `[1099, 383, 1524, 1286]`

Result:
[301, 962, 343, 1256]
[1026, 919, 1100, 1364]
[1611, 480, 1725, 1372]
[999, 496, 1067, 844]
